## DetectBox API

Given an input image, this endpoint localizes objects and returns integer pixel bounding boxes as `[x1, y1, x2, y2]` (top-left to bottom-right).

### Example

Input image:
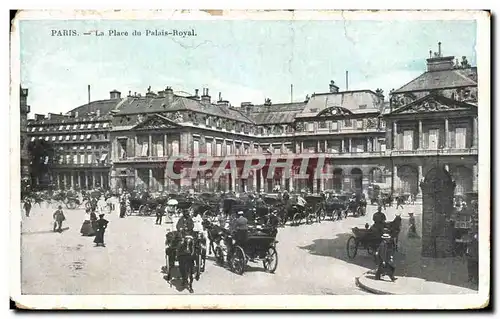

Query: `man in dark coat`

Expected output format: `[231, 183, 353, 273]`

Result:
[155, 205, 165, 225]
[466, 227, 479, 284]
[375, 233, 396, 281]
[370, 206, 387, 237]
[94, 214, 109, 247]
[53, 205, 66, 232]
[23, 199, 32, 217]
[119, 194, 127, 218]
[176, 210, 194, 236]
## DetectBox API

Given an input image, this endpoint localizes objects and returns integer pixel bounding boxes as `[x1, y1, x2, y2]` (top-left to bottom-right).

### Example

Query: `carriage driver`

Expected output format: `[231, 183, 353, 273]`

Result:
[176, 209, 194, 237]
[296, 191, 307, 212]
[370, 206, 387, 237]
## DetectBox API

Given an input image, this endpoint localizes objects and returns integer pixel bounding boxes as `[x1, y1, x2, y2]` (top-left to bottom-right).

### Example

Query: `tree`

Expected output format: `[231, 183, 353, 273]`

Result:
[26, 139, 60, 190]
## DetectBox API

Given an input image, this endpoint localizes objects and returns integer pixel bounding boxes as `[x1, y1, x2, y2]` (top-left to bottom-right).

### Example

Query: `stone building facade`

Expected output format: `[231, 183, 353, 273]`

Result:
[20, 87, 31, 182]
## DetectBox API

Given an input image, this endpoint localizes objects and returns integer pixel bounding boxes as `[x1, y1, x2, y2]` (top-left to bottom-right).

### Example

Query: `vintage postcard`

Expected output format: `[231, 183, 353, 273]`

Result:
[10, 9, 490, 309]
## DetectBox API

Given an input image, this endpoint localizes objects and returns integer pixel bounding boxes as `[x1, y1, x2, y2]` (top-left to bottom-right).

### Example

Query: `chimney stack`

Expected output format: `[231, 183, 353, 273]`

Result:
[426, 42, 454, 72]
[157, 90, 166, 97]
[195, 89, 199, 97]
[165, 86, 174, 104]
[35, 114, 45, 121]
[110, 90, 121, 100]
[201, 88, 211, 104]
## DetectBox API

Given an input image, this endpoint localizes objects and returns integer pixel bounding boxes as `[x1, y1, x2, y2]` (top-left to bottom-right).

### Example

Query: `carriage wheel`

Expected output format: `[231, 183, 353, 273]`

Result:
[346, 236, 358, 259]
[331, 211, 338, 221]
[319, 209, 326, 221]
[126, 206, 133, 216]
[263, 246, 278, 273]
[66, 201, 77, 210]
[162, 253, 170, 274]
[138, 205, 148, 216]
[195, 254, 202, 281]
[230, 246, 246, 275]
[215, 247, 224, 266]
[292, 213, 301, 226]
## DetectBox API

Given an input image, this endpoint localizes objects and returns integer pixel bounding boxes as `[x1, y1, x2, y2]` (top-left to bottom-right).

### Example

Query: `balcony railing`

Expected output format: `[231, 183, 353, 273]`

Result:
[391, 148, 478, 156]
[113, 151, 388, 163]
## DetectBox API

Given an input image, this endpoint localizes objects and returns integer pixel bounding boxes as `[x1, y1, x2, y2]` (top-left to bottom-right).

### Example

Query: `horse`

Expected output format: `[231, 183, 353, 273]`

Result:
[177, 235, 196, 293]
[201, 220, 227, 256]
[385, 214, 402, 250]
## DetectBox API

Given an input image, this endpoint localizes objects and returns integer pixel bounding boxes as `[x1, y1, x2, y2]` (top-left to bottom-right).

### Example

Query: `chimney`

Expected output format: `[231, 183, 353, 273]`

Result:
[201, 88, 211, 104]
[165, 86, 174, 104]
[218, 92, 222, 102]
[217, 100, 230, 107]
[329, 80, 339, 93]
[128, 90, 132, 97]
[195, 89, 199, 97]
[35, 114, 45, 121]
[157, 90, 166, 98]
[426, 42, 454, 72]
[110, 90, 121, 99]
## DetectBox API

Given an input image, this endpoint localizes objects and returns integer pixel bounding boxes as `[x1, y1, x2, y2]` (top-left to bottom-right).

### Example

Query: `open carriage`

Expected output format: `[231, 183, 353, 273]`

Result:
[305, 195, 326, 222]
[214, 226, 278, 275]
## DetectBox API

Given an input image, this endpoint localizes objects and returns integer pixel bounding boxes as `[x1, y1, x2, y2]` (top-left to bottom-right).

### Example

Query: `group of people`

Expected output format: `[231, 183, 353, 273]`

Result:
[79, 196, 110, 247]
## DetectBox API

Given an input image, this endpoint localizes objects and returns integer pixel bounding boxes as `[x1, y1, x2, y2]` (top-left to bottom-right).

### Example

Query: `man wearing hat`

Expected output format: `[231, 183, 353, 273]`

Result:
[93, 213, 109, 247]
[370, 206, 387, 237]
[375, 231, 396, 281]
[176, 209, 194, 236]
[53, 205, 66, 232]
[230, 211, 248, 258]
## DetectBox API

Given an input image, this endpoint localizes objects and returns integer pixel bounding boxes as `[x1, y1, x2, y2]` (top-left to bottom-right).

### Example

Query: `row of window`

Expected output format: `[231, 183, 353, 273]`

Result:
[58, 153, 108, 165]
[30, 133, 109, 142]
[28, 122, 109, 132]
[396, 128, 468, 151]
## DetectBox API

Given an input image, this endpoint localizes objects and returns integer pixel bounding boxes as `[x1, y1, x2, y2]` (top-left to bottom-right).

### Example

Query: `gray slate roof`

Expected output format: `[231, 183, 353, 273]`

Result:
[392, 67, 477, 94]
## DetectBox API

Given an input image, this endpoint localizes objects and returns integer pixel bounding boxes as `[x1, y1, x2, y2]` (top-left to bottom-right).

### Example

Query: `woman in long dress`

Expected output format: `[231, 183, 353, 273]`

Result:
[80, 209, 97, 236]
[94, 214, 109, 247]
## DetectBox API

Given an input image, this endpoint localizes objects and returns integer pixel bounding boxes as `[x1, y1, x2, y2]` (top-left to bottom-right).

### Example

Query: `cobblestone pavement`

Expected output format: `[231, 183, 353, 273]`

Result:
[20, 202, 415, 295]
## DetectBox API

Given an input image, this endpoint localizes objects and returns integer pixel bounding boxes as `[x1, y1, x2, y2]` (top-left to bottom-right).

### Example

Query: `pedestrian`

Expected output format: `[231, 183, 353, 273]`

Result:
[23, 198, 32, 217]
[396, 196, 404, 210]
[155, 205, 165, 225]
[53, 205, 66, 232]
[94, 213, 109, 247]
[408, 212, 419, 238]
[119, 195, 127, 218]
[375, 233, 396, 282]
[217, 210, 226, 228]
[466, 227, 479, 284]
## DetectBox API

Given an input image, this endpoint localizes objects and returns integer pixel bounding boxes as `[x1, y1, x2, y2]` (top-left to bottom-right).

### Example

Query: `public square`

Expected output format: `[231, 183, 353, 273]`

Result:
[20, 202, 476, 295]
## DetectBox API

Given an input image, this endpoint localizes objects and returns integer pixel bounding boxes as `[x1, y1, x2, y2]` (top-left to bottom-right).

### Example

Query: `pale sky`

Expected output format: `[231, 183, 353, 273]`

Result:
[20, 19, 477, 117]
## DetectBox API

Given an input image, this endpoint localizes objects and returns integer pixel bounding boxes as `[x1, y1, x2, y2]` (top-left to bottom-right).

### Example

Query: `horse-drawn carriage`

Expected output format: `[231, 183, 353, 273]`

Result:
[324, 193, 347, 221]
[162, 230, 207, 293]
[344, 194, 367, 218]
[52, 191, 81, 209]
[126, 192, 169, 216]
[305, 194, 326, 223]
[346, 215, 402, 259]
[214, 226, 278, 275]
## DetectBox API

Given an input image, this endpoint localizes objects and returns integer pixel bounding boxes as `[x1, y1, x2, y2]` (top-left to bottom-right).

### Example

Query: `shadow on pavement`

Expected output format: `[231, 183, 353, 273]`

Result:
[22, 227, 70, 235]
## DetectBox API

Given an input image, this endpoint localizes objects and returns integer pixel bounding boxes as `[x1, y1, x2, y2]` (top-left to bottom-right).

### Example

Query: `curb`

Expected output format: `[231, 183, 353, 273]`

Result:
[355, 273, 394, 295]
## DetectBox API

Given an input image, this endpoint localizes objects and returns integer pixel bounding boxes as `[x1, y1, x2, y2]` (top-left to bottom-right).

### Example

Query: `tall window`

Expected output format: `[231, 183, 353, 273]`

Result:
[193, 140, 199, 156]
[206, 141, 212, 156]
[226, 143, 232, 155]
[119, 139, 128, 159]
[141, 143, 149, 157]
[73, 154, 78, 164]
[331, 121, 339, 131]
[455, 127, 467, 149]
[344, 119, 352, 127]
[356, 120, 363, 130]
[156, 141, 164, 157]
[216, 143, 222, 156]
[80, 154, 85, 164]
[319, 121, 328, 129]
[172, 140, 179, 156]
[403, 130, 413, 150]
[428, 129, 440, 150]
[307, 122, 314, 132]
[88, 154, 93, 164]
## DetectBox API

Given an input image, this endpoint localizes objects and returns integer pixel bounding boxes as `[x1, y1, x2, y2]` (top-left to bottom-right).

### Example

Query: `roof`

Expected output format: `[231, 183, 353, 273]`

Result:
[248, 102, 307, 124]
[392, 67, 477, 94]
[298, 91, 382, 117]
[386, 93, 478, 116]
[69, 99, 125, 117]
[116, 95, 253, 123]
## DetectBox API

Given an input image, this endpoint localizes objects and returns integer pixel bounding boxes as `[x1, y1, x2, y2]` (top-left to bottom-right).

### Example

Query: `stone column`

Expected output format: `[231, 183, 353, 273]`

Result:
[417, 165, 423, 199]
[320, 174, 325, 192]
[84, 172, 88, 189]
[70, 173, 74, 189]
[261, 169, 266, 192]
[444, 118, 449, 148]
[148, 134, 153, 157]
[472, 164, 478, 192]
[317, 140, 320, 153]
[231, 169, 236, 192]
[252, 169, 257, 191]
[164, 134, 168, 157]
[149, 168, 153, 190]
[100, 173, 104, 188]
[472, 116, 478, 148]
[341, 139, 345, 153]
[348, 138, 352, 153]
[134, 135, 138, 157]
[418, 120, 423, 149]
[289, 167, 294, 191]
[393, 121, 398, 150]
[444, 164, 450, 172]
[324, 140, 328, 153]
[300, 141, 304, 153]
[92, 172, 96, 188]
[367, 138, 372, 153]
[392, 165, 398, 194]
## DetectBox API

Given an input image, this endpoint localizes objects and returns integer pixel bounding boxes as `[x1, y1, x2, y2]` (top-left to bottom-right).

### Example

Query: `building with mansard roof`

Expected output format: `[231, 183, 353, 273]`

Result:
[25, 42, 477, 200]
